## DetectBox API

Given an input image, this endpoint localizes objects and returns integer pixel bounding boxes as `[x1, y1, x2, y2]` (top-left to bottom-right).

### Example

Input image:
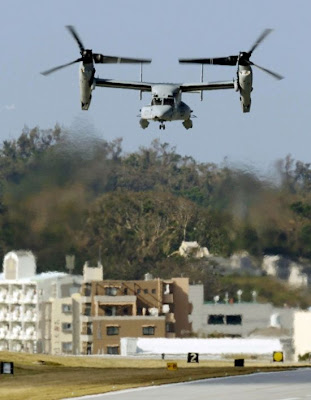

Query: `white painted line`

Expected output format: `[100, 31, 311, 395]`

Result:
[278, 398, 300, 400]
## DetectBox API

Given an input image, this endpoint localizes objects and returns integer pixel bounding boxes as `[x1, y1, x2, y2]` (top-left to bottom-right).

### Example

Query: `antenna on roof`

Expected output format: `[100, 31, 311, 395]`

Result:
[237, 289, 243, 303]
[252, 290, 257, 303]
[65, 255, 75, 274]
[98, 244, 102, 264]
[213, 295, 220, 304]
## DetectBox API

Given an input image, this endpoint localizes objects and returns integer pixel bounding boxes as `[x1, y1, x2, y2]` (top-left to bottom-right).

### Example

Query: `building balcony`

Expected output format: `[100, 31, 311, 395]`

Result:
[22, 298, 37, 304]
[0, 313, 8, 321]
[6, 297, 16, 304]
[80, 334, 93, 342]
[94, 295, 137, 305]
[11, 314, 21, 321]
[80, 296, 92, 303]
[6, 314, 14, 322]
[23, 316, 36, 322]
[11, 342, 23, 352]
[21, 332, 36, 341]
[11, 294, 22, 303]
[0, 342, 9, 351]
[8, 332, 22, 340]
[80, 315, 93, 322]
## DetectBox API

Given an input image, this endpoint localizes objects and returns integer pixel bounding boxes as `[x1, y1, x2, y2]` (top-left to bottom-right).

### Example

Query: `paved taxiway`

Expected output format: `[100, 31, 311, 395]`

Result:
[64, 368, 311, 400]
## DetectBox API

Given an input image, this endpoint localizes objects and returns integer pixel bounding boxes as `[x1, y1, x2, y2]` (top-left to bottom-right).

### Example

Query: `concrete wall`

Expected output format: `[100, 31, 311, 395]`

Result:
[189, 285, 204, 333]
[201, 303, 274, 337]
[172, 278, 191, 336]
[293, 311, 311, 361]
[50, 297, 73, 355]
[83, 263, 103, 282]
[120, 337, 282, 357]
[3, 251, 36, 280]
[93, 316, 166, 354]
[188, 286, 276, 337]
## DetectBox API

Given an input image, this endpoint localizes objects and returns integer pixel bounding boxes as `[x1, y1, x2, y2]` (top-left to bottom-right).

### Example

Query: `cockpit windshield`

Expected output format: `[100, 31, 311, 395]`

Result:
[151, 98, 162, 105]
[151, 98, 175, 106]
[163, 98, 174, 106]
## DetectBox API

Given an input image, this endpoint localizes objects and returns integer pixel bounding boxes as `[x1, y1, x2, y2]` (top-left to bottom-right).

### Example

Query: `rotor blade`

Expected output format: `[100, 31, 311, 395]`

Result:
[93, 54, 151, 64]
[249, 29, 273, 54]
[41, 58, 82, 76]
[250, 61, 284, 80]
[66, 25, 85, 52]
[179, 56, 238, 66]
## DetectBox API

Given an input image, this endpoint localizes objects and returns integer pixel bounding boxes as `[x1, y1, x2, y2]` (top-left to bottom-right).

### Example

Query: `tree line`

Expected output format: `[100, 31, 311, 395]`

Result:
[0, 125, 311, 282]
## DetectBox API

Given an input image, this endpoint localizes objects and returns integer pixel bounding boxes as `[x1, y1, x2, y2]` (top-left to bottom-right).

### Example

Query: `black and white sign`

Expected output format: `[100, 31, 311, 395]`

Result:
[187, 352, 199, 363]
[234, 358, 244, 367]
[1, 362, 14, 374]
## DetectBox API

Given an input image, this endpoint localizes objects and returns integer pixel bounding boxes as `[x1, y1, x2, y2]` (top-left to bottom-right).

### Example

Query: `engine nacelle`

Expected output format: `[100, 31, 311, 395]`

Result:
[238, 66, 253, 113]
[79, 63, 95, 110]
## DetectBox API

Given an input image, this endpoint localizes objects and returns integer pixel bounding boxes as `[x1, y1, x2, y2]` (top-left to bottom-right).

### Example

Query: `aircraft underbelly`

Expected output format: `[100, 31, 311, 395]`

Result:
[141, 104, 191, 121]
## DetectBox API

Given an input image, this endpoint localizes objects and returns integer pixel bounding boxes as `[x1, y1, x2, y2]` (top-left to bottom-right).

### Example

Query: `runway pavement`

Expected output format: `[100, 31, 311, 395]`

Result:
[63, 368, 311, 400]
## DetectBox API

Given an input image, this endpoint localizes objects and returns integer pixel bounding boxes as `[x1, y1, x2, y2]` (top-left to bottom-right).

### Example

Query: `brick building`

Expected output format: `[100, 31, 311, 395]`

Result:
[78, 272, 192, 355]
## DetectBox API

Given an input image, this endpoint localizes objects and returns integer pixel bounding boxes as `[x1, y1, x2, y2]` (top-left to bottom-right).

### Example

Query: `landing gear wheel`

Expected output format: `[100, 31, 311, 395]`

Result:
[183, 119, 193, 130]
[140, 119, 149, 129]
[159, 123, 166, 130]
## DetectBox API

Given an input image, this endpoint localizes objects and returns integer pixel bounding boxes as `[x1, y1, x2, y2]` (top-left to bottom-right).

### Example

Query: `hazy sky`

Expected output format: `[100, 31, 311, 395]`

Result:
[1, 0, 310, 172]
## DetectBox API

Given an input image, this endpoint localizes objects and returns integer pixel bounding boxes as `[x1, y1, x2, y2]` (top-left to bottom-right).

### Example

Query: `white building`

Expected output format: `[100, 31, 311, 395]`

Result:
[0, 250, 82, 353]
[189, 284, 311, 361]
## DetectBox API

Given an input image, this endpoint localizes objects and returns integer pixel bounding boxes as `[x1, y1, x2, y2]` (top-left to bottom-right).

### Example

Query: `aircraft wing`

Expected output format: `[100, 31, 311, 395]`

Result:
[180, 81, 235, 92]
[95, 78, 152, 92]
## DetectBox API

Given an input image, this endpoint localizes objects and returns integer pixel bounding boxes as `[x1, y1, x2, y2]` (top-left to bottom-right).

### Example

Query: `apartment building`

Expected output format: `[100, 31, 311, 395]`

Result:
[77, 267, 192, 355]
[0, 250, 82, 353]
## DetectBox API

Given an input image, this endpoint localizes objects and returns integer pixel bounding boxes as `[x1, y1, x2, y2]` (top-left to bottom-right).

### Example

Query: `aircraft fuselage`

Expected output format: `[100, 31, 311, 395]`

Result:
[139, 84, 192, 129]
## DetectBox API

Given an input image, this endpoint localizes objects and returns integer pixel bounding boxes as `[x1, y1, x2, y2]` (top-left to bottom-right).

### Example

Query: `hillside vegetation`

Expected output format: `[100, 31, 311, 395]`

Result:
[1, 126, 311, 305]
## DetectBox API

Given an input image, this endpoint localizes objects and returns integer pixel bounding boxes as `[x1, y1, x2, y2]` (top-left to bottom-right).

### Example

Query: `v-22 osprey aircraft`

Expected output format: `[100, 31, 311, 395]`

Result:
[41, 27, 283, 130]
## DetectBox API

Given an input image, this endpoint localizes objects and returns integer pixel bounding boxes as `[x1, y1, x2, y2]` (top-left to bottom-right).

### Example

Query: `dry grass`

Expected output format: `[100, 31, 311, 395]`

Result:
[0, 352, 303, 400]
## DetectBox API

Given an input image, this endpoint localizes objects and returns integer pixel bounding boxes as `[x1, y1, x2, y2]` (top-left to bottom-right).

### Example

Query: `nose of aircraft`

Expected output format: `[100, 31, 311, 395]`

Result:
[153, 105, 172, 120]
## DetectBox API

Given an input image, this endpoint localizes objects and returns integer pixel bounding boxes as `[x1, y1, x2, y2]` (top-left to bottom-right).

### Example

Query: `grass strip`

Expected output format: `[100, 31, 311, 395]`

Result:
[0, 351, 304, 400]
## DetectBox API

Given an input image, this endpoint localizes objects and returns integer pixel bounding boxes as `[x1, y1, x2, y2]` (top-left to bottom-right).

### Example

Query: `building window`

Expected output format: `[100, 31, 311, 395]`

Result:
[208, 315, 225, 325]
[84, 284, 91, 296]
[226, 315, 242, 325]
[152, 289, 156, 294]
[123, 288, 128, 295]
[87, 342, 92, 355]
[105, 306, 117, 316]
[62, 304, 72, 314]
[62, 323, 72, 332]
[106, 326, 119, 335]
[83, 303, 91, 316]
[144, 289, 148, 294]
[105, 287, 118, 296]
[107, 346, 119, 355]
[142, 326, 155, 335]
[87, 322, 93, 335]
[137, 289, 141, 294]
[166, 322, 175, 333]
[62, 342, 72, 353]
